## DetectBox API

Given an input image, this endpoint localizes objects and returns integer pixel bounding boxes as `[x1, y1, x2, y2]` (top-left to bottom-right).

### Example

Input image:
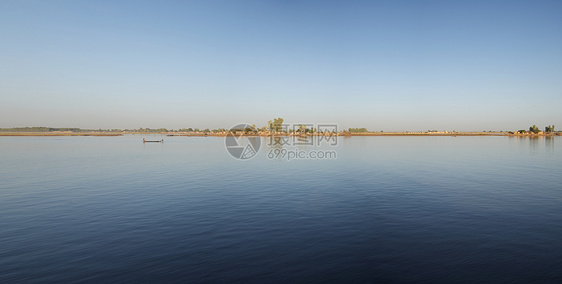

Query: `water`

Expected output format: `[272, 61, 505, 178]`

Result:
[1, 135, 561, 282]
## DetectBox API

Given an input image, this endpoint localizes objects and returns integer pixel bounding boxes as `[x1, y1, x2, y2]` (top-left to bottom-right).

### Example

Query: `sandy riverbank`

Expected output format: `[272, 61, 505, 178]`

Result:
[0, 132, 122, 136]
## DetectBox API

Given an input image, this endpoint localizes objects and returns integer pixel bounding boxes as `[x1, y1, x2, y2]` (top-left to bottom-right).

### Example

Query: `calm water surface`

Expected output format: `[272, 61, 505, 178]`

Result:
[1, 135, 561, 282]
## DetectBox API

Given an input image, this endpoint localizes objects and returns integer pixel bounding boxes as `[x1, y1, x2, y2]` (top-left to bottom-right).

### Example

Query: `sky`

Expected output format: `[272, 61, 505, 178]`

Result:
[1, 0, 561, 131]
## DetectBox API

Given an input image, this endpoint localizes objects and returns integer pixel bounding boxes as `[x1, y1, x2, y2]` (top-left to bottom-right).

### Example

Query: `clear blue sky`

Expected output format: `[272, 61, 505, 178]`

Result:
[1, 0, 561, 131]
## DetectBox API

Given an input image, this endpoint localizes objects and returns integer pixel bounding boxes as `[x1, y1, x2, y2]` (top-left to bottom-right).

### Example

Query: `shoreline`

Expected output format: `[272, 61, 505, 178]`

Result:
[0, 132, 122, 136]
[1, 132, 559, 137]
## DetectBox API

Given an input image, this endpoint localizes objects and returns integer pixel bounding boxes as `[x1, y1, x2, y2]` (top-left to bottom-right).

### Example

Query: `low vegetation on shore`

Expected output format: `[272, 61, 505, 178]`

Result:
[0, 127, 122, 136]
[1, 121, 559, 137]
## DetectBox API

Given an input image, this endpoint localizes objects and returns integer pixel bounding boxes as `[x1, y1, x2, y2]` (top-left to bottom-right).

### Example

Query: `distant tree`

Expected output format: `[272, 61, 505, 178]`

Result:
[270, 118, 284, 133]
[276, 118, 284, 133]
[250, 124, 256, 133]
[545, 125, 555, 133]
[529, 125, 540, 134]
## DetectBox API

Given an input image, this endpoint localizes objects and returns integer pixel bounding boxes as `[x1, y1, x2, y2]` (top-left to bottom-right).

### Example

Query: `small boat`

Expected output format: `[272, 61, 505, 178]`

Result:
[143, 138, 164, 143]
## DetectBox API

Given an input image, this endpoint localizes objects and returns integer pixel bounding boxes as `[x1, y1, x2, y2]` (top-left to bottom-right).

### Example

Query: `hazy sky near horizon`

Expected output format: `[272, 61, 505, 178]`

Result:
[1, 0, 561, 131]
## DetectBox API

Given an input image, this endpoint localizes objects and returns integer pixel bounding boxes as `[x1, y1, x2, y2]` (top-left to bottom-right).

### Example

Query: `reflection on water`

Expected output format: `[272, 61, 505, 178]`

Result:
[267, 136, 288, 149]
[545, 136, 555, 152]
[508, 135, 557, 155]
[1, 136, 561, 282]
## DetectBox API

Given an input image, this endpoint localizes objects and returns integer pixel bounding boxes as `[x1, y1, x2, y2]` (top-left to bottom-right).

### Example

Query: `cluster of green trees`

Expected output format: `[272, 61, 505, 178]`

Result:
[517, 125, 556, 134]
[129, 128, 170, 133]
[177, 128, 194, 132]
[529, 125, 556, 134]
[296, 124, 315, 133]
[230, 118, 318, 134]
[529, 125, 540, 134]
[348, 128, 368, 133]
[230, 118, 286, 134]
